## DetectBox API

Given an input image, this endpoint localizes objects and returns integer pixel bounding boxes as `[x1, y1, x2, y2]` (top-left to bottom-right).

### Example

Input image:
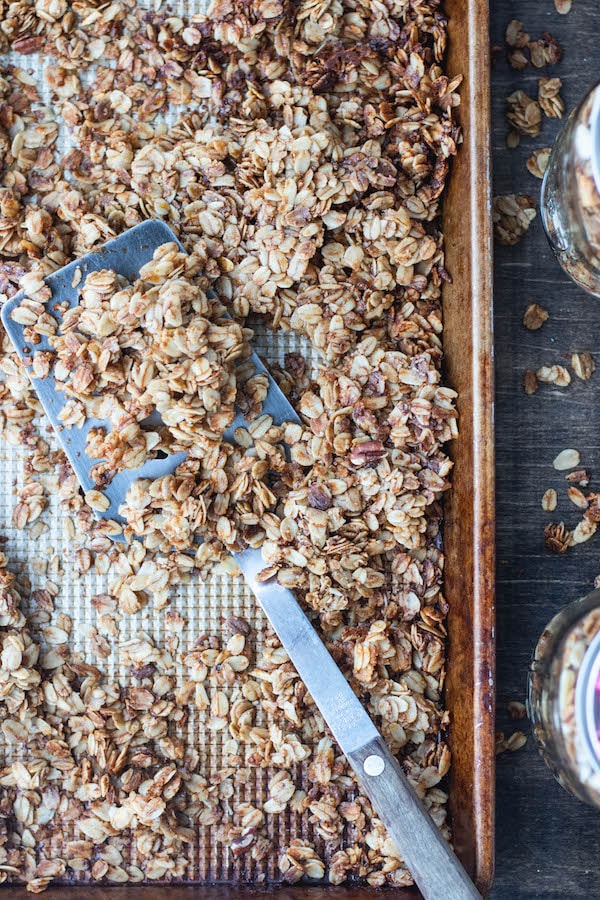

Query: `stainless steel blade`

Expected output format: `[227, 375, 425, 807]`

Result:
[236, 547, 379, 753]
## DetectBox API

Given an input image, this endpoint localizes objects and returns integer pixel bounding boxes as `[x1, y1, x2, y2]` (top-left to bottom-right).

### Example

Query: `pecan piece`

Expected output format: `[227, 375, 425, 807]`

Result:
[522, 303, 548, 330]
[349, 441, 386, 468]
[230, 828, 257, 857]
[544, 522, 571, 553]
[12, 36, 44, 54]
[584, 496, 600, 523]
[566, 469, 590, 487]
[226, 615, 252, 636]
[523, 370, 538, 395]
[308, 483, 332, 510]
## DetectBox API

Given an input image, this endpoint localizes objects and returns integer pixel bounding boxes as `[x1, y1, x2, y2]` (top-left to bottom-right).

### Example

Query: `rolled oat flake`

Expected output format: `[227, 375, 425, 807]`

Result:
[529, 592, 600, 805]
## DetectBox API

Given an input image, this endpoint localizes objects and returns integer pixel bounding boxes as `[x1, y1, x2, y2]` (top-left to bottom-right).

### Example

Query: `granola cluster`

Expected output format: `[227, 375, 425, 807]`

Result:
[0, 547, 451, 892]
[493, 19, 565, 244]
[0, 0, 460, 891]
[543, 450, 600, 554]
[18, 244, 251, 474]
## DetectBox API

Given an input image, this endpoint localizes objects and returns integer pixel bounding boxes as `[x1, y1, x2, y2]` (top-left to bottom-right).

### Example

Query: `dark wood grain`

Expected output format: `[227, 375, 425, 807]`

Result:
[492, 2, 600, 899]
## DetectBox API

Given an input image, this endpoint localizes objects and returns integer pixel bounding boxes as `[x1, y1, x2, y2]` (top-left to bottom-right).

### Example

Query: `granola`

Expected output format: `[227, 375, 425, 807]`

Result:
[543, 451, 600, 554]
[538, 77, 565, 119]
[542, 488, 558, 512]
[506, 89, 542, 146]
[571, 352, 596, 381]
[0, 0, 461, 891]
[526, 148, 551, 179]
[493, 194, 537, 245]
[536, 364, 571, 388]
[25, 245, 250, 471]
[553, 449, 581, 471]
[522, 303, 548, 330]
[504, 22, 562, 71]
[523, 369, 538, 395]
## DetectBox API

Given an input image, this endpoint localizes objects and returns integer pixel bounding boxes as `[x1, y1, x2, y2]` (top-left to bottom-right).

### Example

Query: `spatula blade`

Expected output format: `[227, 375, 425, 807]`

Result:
[1, 221, 298, 526]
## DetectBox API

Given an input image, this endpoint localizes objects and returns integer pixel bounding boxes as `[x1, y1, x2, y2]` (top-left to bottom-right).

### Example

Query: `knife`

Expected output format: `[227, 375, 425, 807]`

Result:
[238, 548, 481, 900]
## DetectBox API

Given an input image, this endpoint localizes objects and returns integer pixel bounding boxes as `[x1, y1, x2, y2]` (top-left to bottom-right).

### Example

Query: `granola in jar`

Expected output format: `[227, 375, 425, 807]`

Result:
[541, 81, 600, 295]
[528, 590, 600, 805]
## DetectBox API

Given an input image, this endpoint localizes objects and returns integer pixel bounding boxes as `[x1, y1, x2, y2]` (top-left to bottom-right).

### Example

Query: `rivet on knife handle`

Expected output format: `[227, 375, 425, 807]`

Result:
[348, 735, 482, 900]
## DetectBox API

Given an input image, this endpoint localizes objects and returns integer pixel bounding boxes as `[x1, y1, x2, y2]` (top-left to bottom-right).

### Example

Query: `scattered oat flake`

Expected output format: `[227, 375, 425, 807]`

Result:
[84, 490, 110, 512]
[567, 486, 588, 510]
[507, 129, 521, 150]
[506, 90, 542, 139]
[523, 370, 538, 395]
[572, 518, 598, 545]
[553, 449, 581, 471]
[526, 148, 551, 179]
[536, 364, 571, 387]
[493, 194, 537, 245]
[571, 352, 596, 381]
[497, 729, 528, 756]
[529, 32, 563, 68]
[539, 77, 565, 119]
[554, 0, 572, 13]
[544, 522, 571, 553]
[508, 48, 529, 71]
[507, 701, 527, 720]
[523, 303, 548, 330]
[505, 731, 527, 752]
[542, 488, 558, 511]
[505, 19, 530, 48]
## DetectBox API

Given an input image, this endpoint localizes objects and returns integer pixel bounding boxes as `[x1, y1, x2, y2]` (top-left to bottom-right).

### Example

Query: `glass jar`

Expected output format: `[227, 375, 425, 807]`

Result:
[541, 80, 600, 296]
[528, 590, 600, 806]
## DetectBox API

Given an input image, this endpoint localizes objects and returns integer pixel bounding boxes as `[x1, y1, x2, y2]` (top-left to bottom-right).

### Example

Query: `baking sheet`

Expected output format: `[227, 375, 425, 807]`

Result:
[0, 0, 498, 892]
[1, 0, 332, 882]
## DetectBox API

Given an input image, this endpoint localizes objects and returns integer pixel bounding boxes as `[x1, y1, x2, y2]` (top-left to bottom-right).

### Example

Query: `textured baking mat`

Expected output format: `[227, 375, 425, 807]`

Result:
[0, 0, 333, 885]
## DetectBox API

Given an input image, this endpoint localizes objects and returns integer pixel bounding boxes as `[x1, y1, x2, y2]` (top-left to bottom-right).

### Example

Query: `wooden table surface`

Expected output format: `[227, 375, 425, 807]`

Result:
[491, 1, 600, 898]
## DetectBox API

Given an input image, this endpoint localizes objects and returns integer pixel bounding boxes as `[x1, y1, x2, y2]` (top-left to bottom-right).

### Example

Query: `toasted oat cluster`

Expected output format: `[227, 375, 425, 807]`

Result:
[19, 243, 252, 476]
[0, 0, 460, 892]
[0, 547, 450, 892]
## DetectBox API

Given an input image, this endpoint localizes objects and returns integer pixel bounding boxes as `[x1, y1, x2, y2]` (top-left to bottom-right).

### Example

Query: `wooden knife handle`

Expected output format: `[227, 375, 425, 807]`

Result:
[347, 735, 482, 900]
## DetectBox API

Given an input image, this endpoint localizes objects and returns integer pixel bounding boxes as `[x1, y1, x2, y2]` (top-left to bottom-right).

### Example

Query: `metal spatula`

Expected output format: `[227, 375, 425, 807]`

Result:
[1, 221, 481, 900]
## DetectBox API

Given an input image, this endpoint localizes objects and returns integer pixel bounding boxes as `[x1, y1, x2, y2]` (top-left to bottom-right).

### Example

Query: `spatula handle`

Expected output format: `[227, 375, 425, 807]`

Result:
[348, 735, 482, 900]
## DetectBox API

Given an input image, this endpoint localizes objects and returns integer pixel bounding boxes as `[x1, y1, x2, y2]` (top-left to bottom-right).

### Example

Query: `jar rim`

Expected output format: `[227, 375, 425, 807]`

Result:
[591, 87, 600, 196]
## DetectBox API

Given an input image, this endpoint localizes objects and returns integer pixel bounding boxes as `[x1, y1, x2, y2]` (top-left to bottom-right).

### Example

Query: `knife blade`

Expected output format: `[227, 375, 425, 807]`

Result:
[237, 547, 481, 900]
